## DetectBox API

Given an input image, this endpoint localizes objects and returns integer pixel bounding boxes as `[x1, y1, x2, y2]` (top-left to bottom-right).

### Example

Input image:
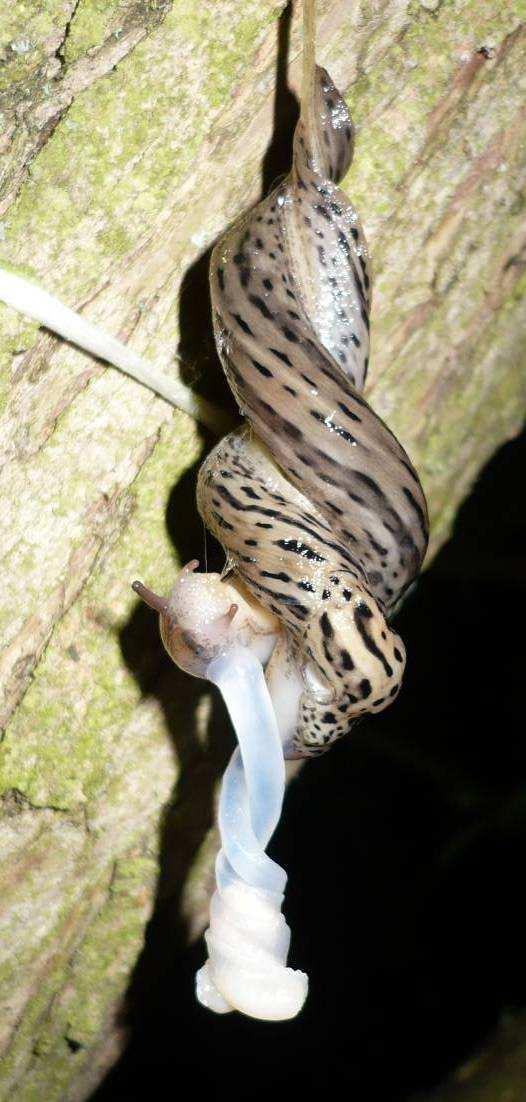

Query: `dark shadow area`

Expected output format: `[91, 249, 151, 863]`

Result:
[98, 425, 525, 1101]
[260, 0, 299, 197]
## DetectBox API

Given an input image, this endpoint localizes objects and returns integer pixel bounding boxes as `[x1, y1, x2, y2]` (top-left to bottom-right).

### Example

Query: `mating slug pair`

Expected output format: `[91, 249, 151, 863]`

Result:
[133, 0, 428, 1018]
[0, 0, 428, 1021]
[137, 0, 428, 759]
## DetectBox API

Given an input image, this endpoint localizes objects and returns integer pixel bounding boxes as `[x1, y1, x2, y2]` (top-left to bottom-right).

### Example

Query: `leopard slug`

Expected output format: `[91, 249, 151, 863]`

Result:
[0, 0, 429, 1022]
[133, 0, 428, 1021]
[197, 3, 428, 759]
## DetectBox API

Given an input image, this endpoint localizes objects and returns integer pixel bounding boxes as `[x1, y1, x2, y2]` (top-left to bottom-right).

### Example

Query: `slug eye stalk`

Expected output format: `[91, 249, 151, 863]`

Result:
[131, 580, 169, 615]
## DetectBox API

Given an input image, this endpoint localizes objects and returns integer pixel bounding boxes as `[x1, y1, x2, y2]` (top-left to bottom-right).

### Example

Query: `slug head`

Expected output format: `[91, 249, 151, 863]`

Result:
[132, 561, 279, 678]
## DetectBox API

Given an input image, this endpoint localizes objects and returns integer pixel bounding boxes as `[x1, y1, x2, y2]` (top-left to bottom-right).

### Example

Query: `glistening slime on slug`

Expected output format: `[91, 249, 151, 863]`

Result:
[0, 0, 428, 1023]
[134, 0, 428, 1020]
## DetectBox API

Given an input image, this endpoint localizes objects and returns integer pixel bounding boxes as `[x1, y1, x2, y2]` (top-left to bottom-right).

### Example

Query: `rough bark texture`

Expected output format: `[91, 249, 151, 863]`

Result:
[0, 0, 524, 1098]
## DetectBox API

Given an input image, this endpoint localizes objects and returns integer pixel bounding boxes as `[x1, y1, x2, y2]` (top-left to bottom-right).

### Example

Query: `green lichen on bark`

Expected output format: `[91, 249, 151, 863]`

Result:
[62, 0, 130, 64]
[1, 0, 283, 297]
[17, 856, 159, 1102]
[0, 0, 525, 1097]
[0, 413, 200, 809]
[0, 0, 73, 93]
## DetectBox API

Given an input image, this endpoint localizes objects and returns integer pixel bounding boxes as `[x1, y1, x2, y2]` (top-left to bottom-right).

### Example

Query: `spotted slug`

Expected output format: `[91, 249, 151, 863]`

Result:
[194, 7, 429, 759]
[0, 0, 430, 1022]
[0, 8, 428, 763]
[130, 0, 429, 1022]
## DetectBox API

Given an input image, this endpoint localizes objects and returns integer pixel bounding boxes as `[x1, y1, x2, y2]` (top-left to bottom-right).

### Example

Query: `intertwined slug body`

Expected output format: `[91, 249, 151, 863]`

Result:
[0, 0, 431, 1022]
[115, 12, 431, 1016]
[0, 6, 429, 763]
[198, 45, 428, 758]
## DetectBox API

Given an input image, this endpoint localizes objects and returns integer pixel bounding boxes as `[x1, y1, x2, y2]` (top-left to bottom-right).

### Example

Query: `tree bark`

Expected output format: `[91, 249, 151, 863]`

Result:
[0, 0, 524, 1097]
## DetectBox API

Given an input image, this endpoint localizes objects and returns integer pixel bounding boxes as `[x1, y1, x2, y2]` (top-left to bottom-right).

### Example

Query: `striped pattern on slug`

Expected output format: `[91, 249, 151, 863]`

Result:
[198, 63, 429, 758]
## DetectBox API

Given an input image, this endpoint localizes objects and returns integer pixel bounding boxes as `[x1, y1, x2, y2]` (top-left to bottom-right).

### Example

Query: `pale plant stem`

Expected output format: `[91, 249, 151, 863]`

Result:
[0, 268, 232, 435]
